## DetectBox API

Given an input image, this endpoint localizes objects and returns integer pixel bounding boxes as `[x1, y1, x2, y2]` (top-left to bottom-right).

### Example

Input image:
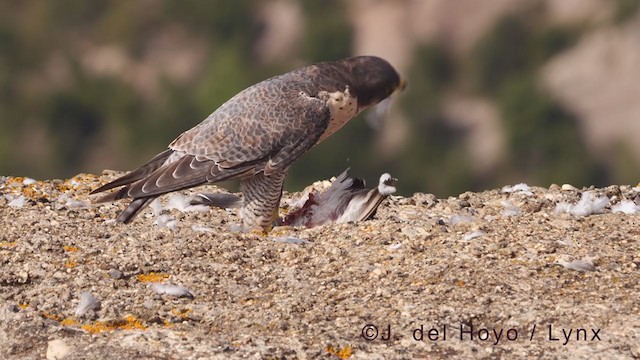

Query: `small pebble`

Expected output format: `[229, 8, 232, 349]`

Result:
[108, 268, 124, 279]
[46, 339, 72, 360]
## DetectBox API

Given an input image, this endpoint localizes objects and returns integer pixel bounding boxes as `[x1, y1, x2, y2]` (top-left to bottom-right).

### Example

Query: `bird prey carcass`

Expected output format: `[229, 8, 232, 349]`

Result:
[91, 56, 405, 231]
[281, 169, 398, 228]
[192, 169, 398, 228]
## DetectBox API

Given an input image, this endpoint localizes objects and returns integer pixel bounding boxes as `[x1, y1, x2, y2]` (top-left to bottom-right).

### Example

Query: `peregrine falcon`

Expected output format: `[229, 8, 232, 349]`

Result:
[91, 56, 405, 231]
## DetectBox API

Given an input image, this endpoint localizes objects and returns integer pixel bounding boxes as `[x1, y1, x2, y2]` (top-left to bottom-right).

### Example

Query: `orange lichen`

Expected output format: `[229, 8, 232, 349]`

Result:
[81, 315, 147, 334]
[171, 308, 192, 319]
[63, 245, 79, 252]
[54, 183, 72, 192]
[326, 344, 353, 359]
[41, 312, 62, 321]
[0, 242, 17, 248]
[18, 303, 29, 309]
[137, 272, 170, 283]
[454, 280, 465, 287]
[21, 186, 41, 198]
[64, 259, 78, 268]
[61, 318, 78, 326]
[7, 177, 26, 186]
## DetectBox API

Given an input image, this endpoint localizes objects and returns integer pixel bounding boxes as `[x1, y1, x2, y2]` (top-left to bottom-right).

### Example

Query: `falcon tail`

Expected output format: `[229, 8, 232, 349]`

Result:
[116, 197, 158, 224]
[90, 149, 173, 197]
[90, 149, 172, 223]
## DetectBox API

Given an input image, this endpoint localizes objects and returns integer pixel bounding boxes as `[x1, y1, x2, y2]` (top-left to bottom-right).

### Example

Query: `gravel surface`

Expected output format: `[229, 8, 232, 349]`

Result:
[1, 173, 639, 359]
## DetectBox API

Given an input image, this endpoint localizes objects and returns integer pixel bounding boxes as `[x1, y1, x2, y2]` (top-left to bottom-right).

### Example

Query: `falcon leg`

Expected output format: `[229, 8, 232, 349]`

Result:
[240, 171, 287, 232]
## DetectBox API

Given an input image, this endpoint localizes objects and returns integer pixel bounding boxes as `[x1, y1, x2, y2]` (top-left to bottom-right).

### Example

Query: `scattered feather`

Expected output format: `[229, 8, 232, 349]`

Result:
[150, 283, 194, 299]
[8, 195, 26, 208]
[22, 178, 36, 186]
[554, 192, 609, 216]
[272, 236, 310, 244]
[611, 200, 640, 215]
[58, 194, 87, 208]
[501, 200, 521, 217]
[388, 243, 402, 250]
[191, 224, 215, 233]
[149, 199, 163, 216]
[501, 183, 533, 196]
[449, 214, 475, 224]
[555, 259, 597, 272]
[228, 223, 246, 233]
[75, 292, 100, 316]
[463, 230, 486, 241]
[154, 214, 177, 229]
[166, 194, 208, 212]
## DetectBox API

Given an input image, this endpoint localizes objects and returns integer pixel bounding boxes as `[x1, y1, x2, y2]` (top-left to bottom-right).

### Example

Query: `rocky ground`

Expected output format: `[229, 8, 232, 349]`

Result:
[0, 173, 638, 359]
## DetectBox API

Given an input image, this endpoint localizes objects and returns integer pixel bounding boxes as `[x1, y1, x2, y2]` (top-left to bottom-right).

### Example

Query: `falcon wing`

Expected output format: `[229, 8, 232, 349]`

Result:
[102, 91, 330, 200]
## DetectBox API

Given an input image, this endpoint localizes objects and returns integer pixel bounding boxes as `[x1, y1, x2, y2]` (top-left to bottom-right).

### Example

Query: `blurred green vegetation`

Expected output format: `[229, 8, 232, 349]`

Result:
[468, 15, 600, 188]
[0, 1, 638, 197]
[615, 0, 640, 22]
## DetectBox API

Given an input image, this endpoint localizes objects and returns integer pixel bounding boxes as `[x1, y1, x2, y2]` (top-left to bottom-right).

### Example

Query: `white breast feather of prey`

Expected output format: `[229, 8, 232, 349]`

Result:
[336, 196, 368, 223]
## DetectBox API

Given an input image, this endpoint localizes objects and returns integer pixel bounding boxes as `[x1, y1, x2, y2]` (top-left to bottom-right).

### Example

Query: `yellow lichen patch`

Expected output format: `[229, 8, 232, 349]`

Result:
[18, 303, 29, 309]
[81, 315, 147, 334]
[269, 226, 294, 237]
[61, 318, 78, 326]
[249, 228, 269, 237]
[171, 308, 192, 319]
[21, 186, 42, 198]
[6, 177, 26, 186]
[54, 183, 73, 192]
[137, 272, 170, 283]
[41, 312, 62, 321]
[326, 344, 353, 359]
[0, 242, 17, 248]
[241, 298, 256, 306]
[63, 245, 79, 252]
[63, 173, 102, 191]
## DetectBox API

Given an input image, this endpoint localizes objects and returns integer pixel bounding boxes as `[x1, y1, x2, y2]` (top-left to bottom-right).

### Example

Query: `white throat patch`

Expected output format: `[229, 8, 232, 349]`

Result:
[318, 86, 359, 143]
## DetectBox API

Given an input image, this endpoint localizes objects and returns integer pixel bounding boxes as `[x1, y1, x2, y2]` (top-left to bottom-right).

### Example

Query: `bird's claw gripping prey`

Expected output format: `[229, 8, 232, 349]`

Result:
[91, 56, 405, 232]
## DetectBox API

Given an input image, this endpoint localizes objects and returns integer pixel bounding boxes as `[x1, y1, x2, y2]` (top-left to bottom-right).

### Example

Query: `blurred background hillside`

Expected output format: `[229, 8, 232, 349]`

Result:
[1, 0, 639, 197]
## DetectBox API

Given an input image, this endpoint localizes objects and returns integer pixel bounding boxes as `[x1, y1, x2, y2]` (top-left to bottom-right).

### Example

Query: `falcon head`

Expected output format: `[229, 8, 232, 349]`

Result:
[343, 56, 406, 109]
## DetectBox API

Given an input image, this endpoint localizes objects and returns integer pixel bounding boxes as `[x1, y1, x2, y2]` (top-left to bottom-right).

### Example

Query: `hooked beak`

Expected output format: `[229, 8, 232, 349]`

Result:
[397, 78, 408, 93]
